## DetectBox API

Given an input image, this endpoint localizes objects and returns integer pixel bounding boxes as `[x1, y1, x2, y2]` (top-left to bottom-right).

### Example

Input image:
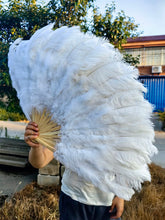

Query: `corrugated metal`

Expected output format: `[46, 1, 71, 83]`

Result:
[139, 76, 165, 111]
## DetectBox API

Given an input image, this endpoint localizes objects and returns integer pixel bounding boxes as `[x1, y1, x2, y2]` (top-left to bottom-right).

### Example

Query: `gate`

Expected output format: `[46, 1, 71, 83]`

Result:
[139, 76, 165, 112]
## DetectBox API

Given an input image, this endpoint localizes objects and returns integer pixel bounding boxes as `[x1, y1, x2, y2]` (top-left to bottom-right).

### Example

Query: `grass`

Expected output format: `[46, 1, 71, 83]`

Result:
[0, 183, 60, 220]
[123, 163, 165, 220]
[0, 163, 165, 220]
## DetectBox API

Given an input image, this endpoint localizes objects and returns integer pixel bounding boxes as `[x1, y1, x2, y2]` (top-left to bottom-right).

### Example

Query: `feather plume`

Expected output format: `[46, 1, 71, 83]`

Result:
[8, 24, 158, 200]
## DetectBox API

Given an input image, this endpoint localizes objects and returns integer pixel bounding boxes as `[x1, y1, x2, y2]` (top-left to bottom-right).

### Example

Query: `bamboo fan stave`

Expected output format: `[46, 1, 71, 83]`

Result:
[30, 108, 61, 152]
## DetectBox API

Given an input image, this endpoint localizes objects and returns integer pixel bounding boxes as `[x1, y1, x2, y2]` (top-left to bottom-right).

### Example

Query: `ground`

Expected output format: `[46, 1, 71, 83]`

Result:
[0, 120, 37, 206]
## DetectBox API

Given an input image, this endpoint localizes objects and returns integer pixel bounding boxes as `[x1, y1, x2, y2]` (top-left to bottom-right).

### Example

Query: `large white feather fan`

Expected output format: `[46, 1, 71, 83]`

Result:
[8, 23, 158, 200]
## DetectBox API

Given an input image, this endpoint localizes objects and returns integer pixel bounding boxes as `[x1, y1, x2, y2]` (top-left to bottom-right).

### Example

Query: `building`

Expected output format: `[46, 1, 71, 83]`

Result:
[122, 35, 165, 76]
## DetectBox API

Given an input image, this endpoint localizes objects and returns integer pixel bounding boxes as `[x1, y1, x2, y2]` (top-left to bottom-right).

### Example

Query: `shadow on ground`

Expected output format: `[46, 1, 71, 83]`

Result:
[0, 164, 38, 207]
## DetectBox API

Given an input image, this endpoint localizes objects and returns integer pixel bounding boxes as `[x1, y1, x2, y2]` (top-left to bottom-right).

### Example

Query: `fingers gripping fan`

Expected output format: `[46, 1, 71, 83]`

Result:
[8, 24, 157, 200]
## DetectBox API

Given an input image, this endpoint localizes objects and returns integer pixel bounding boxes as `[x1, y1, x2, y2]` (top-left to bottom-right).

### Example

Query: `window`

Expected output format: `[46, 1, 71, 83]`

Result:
[125, 47, 165, 66]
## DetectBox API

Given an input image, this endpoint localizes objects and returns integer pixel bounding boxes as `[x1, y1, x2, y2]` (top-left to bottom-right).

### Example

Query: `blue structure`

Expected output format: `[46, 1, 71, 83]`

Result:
[139, 76, 165, 112]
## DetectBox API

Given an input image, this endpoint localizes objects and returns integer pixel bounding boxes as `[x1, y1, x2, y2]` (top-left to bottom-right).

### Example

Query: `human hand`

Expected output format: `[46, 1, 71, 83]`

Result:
[109, 196, 124, 219]
[24, 121, 39, 148]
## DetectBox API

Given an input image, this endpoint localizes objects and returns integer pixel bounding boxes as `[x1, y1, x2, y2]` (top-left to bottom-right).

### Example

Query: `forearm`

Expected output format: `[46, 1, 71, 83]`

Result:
[29, 144, 47, 169]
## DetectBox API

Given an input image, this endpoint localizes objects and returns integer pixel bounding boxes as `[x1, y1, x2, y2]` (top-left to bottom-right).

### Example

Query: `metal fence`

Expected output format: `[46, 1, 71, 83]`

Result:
[139, 76, 165, 112]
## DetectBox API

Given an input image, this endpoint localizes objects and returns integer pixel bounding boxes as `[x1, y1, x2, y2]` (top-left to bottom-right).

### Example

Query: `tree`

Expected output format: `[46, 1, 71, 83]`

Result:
[90, 3, 140, 65]
[0, 0, 53, 113]
[0, 0, 95, 114]
[47, 0, 94, 31]
[0, 0, 52, 43]
[91, 3, 139, 50]
[0, 0, 140, 114]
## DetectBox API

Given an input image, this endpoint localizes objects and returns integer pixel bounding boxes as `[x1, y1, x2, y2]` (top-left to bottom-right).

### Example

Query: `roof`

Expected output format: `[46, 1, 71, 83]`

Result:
[127, 35, 165, 43]
[123, 35, 165, 49]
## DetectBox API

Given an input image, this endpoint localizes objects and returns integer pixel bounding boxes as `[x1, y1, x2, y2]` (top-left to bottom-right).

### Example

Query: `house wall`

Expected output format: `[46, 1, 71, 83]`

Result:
[138, 66, 165, 76]
[123, 36, 165, 76]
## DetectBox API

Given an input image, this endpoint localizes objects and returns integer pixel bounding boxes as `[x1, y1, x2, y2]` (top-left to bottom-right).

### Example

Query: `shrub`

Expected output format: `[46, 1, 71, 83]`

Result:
[8, 112, 26, 121]
[0, 108, 9, 120]
[0, 108, 26, 121]
[158, 111, 165, 130]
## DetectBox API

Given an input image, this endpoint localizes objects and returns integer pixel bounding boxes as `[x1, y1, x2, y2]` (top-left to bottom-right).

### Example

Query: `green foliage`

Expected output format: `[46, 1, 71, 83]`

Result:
[8, 111, 26, 121]
[158, 111, 165, 130]
[0, 108, 9, 120]
[123, 53, 140, 67]
[158, 111, 165, 122]
[0, 0, 94, 114]
[1, 0, 51, 42]
[91, 2, 140, 50]
[47, 0, 94, 30]
[0, 108, 26, 121]
[0, 0, 140, 114]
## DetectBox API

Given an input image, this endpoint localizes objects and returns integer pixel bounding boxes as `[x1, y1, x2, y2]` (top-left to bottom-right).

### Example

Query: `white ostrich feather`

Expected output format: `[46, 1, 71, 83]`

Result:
[8, 23, 158, 200]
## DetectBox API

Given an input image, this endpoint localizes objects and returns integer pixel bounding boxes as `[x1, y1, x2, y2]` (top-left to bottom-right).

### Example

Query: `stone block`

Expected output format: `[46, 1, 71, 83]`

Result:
[37, 174, 60, 186]
[39, 159, 59, 175]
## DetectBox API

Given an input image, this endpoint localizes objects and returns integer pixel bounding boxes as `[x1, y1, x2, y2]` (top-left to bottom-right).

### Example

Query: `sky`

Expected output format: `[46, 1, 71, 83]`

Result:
[96, 0, 165, 36]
